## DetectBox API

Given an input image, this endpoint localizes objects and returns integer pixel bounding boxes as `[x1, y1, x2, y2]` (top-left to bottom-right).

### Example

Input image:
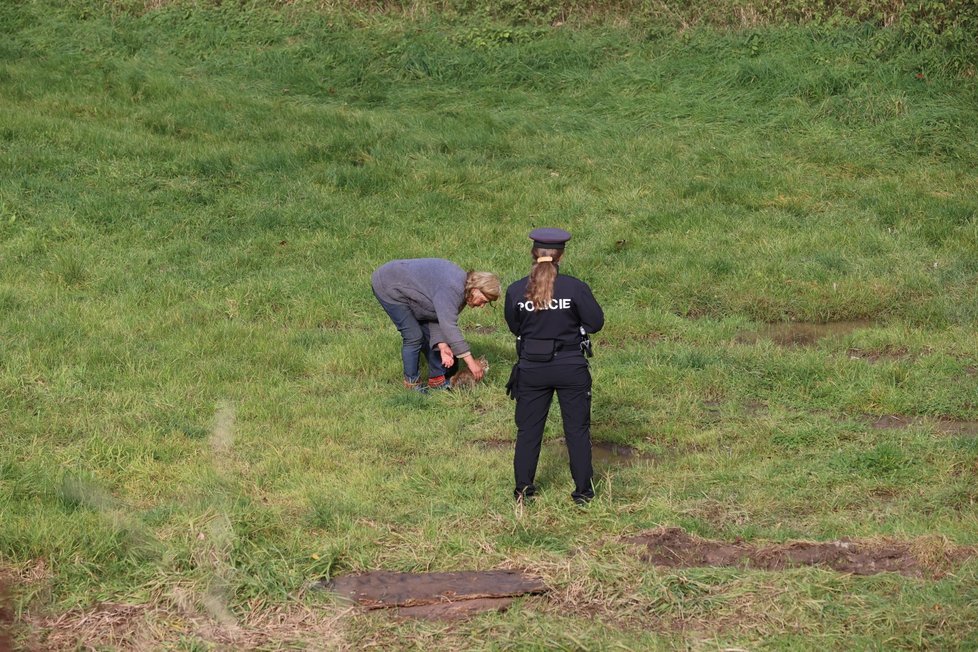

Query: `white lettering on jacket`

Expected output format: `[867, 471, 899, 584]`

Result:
[517, 298, 571, 312]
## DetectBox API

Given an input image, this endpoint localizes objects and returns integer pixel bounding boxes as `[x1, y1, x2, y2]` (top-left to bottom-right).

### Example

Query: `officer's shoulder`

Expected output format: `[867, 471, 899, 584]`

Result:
[557, 273, 592, 287]
[506, 276, 530, 291]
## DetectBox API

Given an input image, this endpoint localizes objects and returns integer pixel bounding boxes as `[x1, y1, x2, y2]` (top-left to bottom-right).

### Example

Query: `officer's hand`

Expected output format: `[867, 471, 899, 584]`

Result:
[465, 355, 484, 381]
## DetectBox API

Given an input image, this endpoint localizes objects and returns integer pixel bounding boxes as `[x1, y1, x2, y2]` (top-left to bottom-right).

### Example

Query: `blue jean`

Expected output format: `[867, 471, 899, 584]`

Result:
[373, 291, 447, 382]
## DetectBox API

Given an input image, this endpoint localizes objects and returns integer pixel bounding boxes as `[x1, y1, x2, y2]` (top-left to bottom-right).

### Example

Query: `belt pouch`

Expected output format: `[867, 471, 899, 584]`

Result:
[522, 338, 556, 362]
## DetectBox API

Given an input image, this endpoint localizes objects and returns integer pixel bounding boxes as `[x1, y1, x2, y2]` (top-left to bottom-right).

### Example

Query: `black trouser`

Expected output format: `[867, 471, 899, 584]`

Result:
[513, 360, 593, 501]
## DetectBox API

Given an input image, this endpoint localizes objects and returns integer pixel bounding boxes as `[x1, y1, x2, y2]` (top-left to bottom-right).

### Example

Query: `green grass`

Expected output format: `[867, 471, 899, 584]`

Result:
[1, 1, 977, 649]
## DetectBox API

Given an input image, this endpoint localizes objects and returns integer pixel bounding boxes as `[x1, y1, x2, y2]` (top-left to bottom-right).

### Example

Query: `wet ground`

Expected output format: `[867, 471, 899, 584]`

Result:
[625, 527, 974, 578]
[319, 570, 547, 620]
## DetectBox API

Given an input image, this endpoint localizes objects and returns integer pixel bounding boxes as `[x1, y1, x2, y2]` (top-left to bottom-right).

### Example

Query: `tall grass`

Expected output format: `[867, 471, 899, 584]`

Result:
[1, 1, 977, 648]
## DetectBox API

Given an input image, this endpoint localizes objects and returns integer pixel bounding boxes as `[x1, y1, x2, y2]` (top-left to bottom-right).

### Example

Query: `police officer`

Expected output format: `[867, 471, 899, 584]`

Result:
[504, 228, 604, 504]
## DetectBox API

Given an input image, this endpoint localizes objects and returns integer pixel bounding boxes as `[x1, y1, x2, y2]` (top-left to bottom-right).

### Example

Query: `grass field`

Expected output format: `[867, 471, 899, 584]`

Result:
[2, 1, 978, 649]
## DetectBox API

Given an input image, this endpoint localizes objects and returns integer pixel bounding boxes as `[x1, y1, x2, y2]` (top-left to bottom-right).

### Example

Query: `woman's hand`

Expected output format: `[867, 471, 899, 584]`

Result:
[462, 353, 484, 381]
[438, 343, 455, 368]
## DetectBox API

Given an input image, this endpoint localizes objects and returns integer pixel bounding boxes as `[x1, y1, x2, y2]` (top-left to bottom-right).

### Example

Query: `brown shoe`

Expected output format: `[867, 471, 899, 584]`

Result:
[403, 379, 428, 394]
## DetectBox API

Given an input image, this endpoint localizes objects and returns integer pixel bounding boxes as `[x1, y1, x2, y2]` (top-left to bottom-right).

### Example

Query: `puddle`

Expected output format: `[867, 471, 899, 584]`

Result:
[867, 415, 978, 437]
[319, 570, 546, 620]
[625, 527, 972, 578]
[737, 320, 876, 347]
[479, 440, 655, 466]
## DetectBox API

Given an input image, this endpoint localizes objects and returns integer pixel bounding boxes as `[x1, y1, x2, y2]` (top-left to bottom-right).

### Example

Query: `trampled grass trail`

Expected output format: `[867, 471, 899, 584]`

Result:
[1, 1, 977, 649]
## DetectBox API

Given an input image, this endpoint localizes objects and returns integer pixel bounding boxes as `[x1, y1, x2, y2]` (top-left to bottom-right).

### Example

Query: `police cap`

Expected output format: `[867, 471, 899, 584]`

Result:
[529, 227, 572, 250]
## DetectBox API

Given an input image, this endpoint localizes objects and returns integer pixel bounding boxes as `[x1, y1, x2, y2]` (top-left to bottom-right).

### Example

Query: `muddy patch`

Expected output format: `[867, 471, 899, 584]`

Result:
[592, 442, 656, 465]
[846, 346, 910, 362]
[869, 414, 916, 430]
[867, 414, 978, 437]
[601, 331, 665, 351]
[319, 570, 546, 620]
[625, 527, 973, 578]
[737, 320, 876, 347]
[0, 579, 13, 652]
[701, 400, 723, 425]
[700, 400, 767, 421]
[478, 439, 656, 467]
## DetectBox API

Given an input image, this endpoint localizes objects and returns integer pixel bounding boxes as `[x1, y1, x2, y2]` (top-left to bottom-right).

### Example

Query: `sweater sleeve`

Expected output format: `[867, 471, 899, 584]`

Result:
[432, 291, 469, 356]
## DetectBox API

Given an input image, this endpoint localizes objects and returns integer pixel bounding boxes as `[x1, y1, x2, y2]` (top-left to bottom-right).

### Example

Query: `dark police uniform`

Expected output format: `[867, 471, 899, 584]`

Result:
[504, 229, 604, 503]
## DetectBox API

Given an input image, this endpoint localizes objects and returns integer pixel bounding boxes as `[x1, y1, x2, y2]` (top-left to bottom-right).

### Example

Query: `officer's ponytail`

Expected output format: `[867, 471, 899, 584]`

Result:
[525, 247, 562, 309]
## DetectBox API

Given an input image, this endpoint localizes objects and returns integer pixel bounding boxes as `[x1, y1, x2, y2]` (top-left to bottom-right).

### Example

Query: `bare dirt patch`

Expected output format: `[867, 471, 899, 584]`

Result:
[867, 414, 978, 437]
[598, 330, 666, 352]
[319, 570, 547, 620]
[702, 400, 723, 423]
[22, 593, 347, 651]
[869, 414, 917, 430]
[0, 580, 14, 652]
[393, 597, 517, 620]
[737, 320, 876, 347]
[846, 345, 911, 362]
[34, 603, 156, 651]
[1, 560, 53, 652]
[700, 400, 766, 420]
[624, 527, 974, 578]
[592, 441, 656, 465]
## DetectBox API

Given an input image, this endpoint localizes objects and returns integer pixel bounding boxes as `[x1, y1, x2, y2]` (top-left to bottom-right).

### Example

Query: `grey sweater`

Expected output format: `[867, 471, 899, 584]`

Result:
[371, 258, 470, 356]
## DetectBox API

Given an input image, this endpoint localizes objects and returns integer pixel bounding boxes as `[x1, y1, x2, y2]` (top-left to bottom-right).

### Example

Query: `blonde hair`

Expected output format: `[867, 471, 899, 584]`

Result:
[525, 247, 563, 309]
[465, 271, 501, 302]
